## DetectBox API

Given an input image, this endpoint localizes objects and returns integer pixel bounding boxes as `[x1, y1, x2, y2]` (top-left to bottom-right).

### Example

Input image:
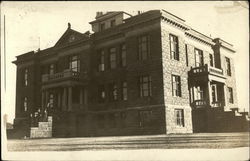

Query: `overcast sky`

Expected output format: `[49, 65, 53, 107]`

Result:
[1, 1, 249, 123]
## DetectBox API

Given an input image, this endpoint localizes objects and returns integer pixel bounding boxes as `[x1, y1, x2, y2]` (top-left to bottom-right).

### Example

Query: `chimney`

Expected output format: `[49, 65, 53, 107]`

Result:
[96, 12, 103, 18]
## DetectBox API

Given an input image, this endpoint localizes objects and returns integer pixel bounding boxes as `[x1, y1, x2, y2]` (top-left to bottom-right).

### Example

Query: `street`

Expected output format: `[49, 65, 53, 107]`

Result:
[7, 132, 249, 151]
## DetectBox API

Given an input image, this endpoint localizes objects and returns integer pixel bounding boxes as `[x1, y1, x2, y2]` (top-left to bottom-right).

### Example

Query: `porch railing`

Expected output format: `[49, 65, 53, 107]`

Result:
[42, 69, 83, 83]
[190, 64, 224, 77]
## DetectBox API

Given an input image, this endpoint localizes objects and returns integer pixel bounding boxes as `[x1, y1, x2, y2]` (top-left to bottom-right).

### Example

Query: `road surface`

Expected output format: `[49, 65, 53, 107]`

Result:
[7, 132, 249, 151]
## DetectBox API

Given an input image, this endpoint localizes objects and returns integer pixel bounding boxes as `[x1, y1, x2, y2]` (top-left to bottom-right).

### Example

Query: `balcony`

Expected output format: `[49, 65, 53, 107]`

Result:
[191, 100, 207, 109]
[189, 64, 226, 83]
[42, 69, 88, 83]
[191, 100, 223, 109]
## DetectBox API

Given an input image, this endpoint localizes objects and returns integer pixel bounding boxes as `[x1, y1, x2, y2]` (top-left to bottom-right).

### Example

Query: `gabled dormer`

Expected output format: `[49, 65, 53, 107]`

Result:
[54, 23, 90, 47]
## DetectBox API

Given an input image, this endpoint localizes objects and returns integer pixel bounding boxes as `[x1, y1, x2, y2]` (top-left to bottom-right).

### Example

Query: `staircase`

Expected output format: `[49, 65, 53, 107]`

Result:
[30, 116, 53, 138]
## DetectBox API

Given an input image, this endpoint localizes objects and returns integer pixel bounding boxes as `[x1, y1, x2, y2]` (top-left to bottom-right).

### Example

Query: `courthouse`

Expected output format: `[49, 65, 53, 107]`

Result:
[12, 10, 249, 138]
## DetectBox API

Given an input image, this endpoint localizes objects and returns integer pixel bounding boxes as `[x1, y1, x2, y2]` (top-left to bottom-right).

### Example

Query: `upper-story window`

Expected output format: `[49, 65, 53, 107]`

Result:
[69, 55, 80, 72]
[121, 81, 128, 101]
[100, 23, 105, 31]
[169, 34, 179, 61]
[225, 57, 231, 76]
[49, 64, 55, 75]
[121, 44, 126, 67]
[98, 85, 106, 103]
[194, 48, 204, 67]
[98, 50, 105, 72]
[110, 19, 116, 27]
[196, 86, 204, 100]
[24, 68, 28, 86]
[209, 54, 214, 67]
[138, 35, 150, 60]
[228, 87, 234, 103]
[139, 75, 152, 97]
[109, 48, 117, 69]
[109, 83, 118, 101]
[172, 75, 181, 97]
[23, 97, 28, 112]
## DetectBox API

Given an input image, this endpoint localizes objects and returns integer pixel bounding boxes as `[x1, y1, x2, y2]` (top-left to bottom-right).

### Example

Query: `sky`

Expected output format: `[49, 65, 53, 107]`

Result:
[1, 1, 249, 123]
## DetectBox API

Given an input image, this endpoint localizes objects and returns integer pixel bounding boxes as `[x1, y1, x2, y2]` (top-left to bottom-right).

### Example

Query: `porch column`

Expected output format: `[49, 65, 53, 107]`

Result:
[57, 90, 61, 109]
[84, 87, 88, 110]
[45, 90, 49, 109]
[62, 87, 67, 111]
[223, 84, 227, 107]
[207, 81, 212, 105]
[41, 90, 45, 110]
[79, 87, 83, 109]
[68, 86, 72, 111]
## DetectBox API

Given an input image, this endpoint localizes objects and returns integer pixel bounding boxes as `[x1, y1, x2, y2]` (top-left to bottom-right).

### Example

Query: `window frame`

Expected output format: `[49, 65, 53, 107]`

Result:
[23, 97, 28, 112]
[98, 50, 105, 72]
[24, 68, 28, 86]
[121, 44, 127, 67]
[228, 87, 234, 103]
[175, 109, 185, 127]
[139, 75, 152, 97]
[109, 47, 117, 69]
[209, 54, 214, 67]
[69, 55, 80, 72]
[172, 75, 182, 97]
[225, 57, 232, 76]
[109, 83, 118, 101]
[169, 34, 179, 61]
[121, 81, 128, 101]
[194, 48, 204, 67]
[138, 35, 150, 60]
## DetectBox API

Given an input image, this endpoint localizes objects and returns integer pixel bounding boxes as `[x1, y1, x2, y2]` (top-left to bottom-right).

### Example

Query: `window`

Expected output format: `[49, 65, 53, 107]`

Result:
[138, 35, 150, 60]
[121, 44, 126, 67]
[110, 19, 116, 27]
[49, 64, 55, 75]
[195, 48, 203, 67]
[185, 44, 188, 66]
[139, 76, 152, 97]
[69, 55, 80, 72]
[24, 69, 28, 86]
[172, 75, 181, 97]
[49, 93, 54, 108]
[121, 81, 128, 100]
[228, 87, 234, 103]
[100, 23, 105, 31]
[169, 34, 179, 60]
[109, 48, 117, 69]
[109, 83, 118, 101]
[209, 54, 214, 67]
[225, 57, 231, 76]
[98, 50, 105, 71]
[196, 86, 204, 100]
[139, 110, 154, 127]
[98, 85, 106, 103]
[175, 109, 184, 127]
[211, 85, 217, 103]
[23, 97, 28, 112]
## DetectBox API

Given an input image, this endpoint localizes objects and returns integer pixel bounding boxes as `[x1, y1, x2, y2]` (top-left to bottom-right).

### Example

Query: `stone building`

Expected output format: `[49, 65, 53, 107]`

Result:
[12, 10, 248, 138]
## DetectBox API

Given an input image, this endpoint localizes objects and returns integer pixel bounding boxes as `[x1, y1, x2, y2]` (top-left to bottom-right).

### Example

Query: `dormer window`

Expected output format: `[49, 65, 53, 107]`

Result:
[100, 23, 105, 31]
[110, 20, 116, 27]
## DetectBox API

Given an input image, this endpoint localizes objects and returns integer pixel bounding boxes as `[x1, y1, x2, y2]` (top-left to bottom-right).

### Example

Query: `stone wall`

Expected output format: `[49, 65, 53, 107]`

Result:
[160, 20, 193, 133]
[30, 116, 52, 138]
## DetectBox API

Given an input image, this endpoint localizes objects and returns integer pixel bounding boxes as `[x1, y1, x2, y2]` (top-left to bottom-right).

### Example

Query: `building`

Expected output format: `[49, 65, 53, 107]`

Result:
[12, 10, 249, 138]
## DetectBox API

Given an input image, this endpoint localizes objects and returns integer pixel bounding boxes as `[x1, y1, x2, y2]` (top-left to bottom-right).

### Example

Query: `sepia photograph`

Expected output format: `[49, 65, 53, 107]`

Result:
[1, 1, 249, 160]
